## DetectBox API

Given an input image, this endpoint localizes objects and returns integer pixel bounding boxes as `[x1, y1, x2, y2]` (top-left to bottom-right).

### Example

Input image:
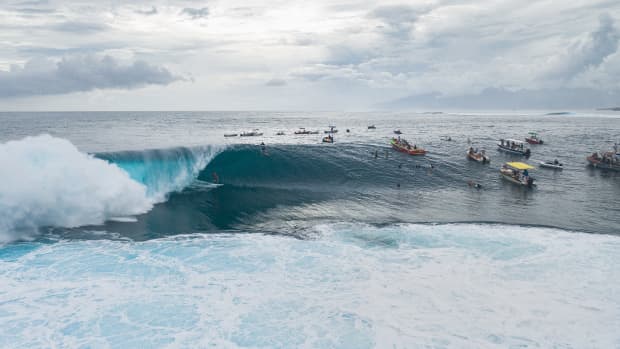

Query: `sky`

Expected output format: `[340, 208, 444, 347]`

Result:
[0, 0, 619, 110]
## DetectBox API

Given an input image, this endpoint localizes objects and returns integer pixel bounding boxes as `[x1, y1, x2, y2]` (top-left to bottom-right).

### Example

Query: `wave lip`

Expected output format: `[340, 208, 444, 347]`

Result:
[0, 135, 155, 243]
[97, 144, 222, 202]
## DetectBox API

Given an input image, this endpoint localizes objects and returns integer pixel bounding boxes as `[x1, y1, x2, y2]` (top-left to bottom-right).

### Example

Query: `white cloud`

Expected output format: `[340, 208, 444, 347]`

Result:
[0, 0, 618, 110]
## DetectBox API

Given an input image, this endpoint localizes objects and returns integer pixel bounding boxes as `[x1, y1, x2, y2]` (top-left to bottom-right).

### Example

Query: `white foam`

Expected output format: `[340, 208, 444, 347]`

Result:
[0, 135, 153, 242]
[0, 223, 618, 348]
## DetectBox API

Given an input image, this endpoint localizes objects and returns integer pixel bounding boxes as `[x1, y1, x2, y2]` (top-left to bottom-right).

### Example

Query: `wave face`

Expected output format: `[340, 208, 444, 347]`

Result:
[97, 145, 220, 201]
[1, 223, 618, 348]
[0, 135, 153, 242]
[2, 136, 619, 242]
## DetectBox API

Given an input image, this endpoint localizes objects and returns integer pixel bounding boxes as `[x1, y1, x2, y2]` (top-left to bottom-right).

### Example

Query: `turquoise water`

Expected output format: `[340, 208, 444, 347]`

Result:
[0, 111, 619, 347]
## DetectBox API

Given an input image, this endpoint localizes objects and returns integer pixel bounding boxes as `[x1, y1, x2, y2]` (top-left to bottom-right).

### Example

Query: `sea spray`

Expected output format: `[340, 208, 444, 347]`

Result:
[0, 135, 153, 242]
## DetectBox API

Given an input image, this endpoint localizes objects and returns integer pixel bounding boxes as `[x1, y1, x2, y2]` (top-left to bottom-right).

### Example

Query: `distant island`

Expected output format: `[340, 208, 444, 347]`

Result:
[545, 112, 572, 115]
[597, 107, 620, 111]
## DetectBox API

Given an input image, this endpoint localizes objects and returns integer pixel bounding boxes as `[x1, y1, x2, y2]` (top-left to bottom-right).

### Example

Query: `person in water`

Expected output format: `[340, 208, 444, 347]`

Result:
[212, 172, 219, 184]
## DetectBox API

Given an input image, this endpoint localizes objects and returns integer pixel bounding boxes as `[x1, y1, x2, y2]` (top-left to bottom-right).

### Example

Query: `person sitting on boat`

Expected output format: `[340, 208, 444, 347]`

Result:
[413, 144, 417, 150]
[553, 159, 559, 165]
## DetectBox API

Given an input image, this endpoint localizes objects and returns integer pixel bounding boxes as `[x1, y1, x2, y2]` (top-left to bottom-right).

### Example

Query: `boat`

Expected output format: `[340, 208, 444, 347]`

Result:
[587, 151, 620, 171]
[322, 135, 334, 143]
[498, 139, 531, 156]
[538, 160, 563, 170]
[224, 133, 238, 137]
[276, 131, 285, 136]
[240, 130, 263, 137]
[500, 162, 536, 187]
[440, 135, 452, 141]
[525, 132, 544, 144]
[368, 125, 376, 129]
[393, 129, 402, 135]
[324, 126, 338, 134]
[466, 147, 490, 163]
[390, 137, 426, 155]
[294, 128, 319, 135]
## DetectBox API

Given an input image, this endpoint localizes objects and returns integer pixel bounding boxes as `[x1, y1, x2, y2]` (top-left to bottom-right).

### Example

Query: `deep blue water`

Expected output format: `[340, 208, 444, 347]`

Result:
[0, 111, 619, 348]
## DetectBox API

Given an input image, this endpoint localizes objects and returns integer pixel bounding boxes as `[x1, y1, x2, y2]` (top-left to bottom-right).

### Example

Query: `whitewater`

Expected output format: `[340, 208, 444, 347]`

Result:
[1, 224, 619, 348]
[0, 111, 619, 348]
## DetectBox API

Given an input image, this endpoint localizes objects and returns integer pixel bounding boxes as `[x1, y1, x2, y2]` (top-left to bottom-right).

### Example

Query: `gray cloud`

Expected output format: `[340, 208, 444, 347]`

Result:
[265, 78, 286, 87]
[11, 0, 49, 5]
[548, 13, 619, 80]
[12, 7, 55, 14]
[135, 6, 157, 16]
[0, 55, 180, 98]
[369, 4, 425, 40]
[52, 21, 108, 33]
[181, 7, 209, 20]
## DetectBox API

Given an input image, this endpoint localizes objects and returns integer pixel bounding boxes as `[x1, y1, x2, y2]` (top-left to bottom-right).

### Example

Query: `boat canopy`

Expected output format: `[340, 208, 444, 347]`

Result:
[506, 162, 534, 170]
[502, 138, 526, 144]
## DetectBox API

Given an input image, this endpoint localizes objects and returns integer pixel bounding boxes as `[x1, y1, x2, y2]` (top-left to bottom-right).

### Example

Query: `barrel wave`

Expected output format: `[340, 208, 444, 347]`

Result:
[2, 135, 619, 243]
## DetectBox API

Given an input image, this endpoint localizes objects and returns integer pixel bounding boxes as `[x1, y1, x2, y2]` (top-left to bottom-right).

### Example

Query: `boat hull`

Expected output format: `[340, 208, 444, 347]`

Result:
[587, 157, 620, 171]
[498, 144, 530, 156]
[525, 138, 543, 145]
[500, 173, 535, 187]
[539, 161, 563, 170]
[391, 140, 426, 155]
[466, 151, 490, 163]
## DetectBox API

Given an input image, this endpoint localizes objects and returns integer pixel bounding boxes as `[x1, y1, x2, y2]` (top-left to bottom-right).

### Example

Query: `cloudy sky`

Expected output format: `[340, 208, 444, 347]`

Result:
[0, 0, 619, 110]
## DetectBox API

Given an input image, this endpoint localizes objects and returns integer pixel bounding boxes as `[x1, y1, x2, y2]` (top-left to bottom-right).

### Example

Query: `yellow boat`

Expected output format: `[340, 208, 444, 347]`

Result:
[500, 162, 535, 187]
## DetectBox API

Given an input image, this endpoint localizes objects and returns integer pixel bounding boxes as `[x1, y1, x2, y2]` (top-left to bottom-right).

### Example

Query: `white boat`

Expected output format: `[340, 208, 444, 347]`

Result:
[466, 148, 490, 163]
[394, 129, 402, 135]
[322, 135, 334, 143]
[240, 130, 263, 137]
[294, 128, 319, 135]
[498, 138, 531, 156]
[500, 162, 536, 187]
[538, 160, 563, 170]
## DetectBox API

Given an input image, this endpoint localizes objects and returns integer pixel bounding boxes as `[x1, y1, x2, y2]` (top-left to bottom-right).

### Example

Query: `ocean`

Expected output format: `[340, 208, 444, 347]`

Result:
[0, 111, 619, 348]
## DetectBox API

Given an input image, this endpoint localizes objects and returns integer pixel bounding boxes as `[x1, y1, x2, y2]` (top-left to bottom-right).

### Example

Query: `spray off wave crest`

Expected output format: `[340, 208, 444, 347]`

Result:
[0, 135, 220, 242]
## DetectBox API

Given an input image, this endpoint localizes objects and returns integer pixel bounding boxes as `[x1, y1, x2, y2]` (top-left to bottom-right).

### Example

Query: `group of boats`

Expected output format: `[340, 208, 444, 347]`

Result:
[394, 131, 618, 188]
[224, 129, 263, 137]
[224, 125, 358, 143]
[225, 126, 618, 187]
